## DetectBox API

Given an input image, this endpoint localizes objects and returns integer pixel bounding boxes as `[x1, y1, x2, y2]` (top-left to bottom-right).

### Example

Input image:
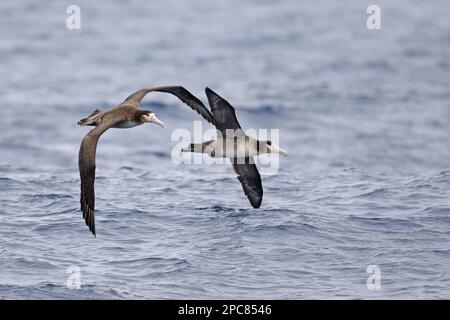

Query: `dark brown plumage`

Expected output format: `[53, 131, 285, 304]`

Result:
[232, 161, 263, 208]
[122, 86, 216, 125]
[78, 86, 214, 236]
[204, 88, 264, 208]
[180, 88, 266, 208]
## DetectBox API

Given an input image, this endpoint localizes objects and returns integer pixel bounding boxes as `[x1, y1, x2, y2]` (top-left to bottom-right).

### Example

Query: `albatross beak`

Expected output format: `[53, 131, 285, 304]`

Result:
[270, 143, 288, 156]
[278, 148, 288, 156]
[152, 115, 165, 128]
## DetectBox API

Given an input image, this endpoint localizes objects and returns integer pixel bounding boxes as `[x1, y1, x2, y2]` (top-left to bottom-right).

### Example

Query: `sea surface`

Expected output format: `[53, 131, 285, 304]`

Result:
[0, 0, 449, 299]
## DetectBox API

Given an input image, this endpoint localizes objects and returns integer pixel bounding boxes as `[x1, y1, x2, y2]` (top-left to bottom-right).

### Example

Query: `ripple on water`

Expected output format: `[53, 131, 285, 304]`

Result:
[1, 0, 450, 300]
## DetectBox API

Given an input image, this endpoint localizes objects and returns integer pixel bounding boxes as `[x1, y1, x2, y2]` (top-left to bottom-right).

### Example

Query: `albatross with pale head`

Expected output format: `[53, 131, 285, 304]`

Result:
[78, 86, 215, 236]
[181, 88, 287, 208]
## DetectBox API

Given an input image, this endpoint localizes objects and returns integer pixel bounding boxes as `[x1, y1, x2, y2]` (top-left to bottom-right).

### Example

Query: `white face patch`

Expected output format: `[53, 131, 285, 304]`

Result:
[142, 113, 155, 122]
[143, 113, 164, 128]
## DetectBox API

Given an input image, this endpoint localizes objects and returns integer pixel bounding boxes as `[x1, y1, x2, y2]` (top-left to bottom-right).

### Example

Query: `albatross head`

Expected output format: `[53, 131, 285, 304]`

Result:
[141, 111, 165, 128]
[259, 140, 288, 156]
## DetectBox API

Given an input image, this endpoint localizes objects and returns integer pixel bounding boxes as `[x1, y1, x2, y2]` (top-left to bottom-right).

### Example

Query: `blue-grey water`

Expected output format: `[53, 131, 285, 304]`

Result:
[0, 0, 449, 299]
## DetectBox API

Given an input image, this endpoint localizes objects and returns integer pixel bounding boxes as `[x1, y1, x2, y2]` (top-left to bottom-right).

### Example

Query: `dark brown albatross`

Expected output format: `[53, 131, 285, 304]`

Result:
[78, 86, 215, 236]
[181, 88, 287, 208]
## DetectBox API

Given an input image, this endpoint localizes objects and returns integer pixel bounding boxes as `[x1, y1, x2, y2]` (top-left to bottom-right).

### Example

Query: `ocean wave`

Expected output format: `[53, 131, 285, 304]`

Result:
[22, 194, 73, 201]
[1, 0, 450, 299]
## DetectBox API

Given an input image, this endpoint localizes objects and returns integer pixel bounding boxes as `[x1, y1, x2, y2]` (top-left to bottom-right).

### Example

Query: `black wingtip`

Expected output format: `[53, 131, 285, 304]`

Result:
[81, 205, 96, 237]
[246, 191, 263, 209]
[205, 87, 232, 108]
[205, 87, 217, 97]
[205, 87, 222, 106]
[88, 224, 96, 237]
[89, 219, 96, 237]
[250, 200, 262, 209]
[90, 221, 96, 237]
[205, 87, 219, 98]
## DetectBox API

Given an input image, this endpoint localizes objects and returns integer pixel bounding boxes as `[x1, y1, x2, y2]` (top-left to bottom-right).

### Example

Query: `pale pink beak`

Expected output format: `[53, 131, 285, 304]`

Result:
[151, 115, 165, 128]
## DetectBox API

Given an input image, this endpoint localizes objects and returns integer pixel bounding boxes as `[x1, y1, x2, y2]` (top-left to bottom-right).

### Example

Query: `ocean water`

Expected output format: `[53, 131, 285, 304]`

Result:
[0, 0, 449, 299]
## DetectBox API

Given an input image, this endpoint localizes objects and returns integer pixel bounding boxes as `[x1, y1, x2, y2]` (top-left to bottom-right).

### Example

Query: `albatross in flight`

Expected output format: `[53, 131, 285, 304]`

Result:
[78, 86, 215, 236]
[182, 88, 287, 208]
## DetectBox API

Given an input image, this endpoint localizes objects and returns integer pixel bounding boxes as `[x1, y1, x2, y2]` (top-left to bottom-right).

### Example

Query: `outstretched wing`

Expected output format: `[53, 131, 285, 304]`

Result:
[232, 159, 263, 208]
[121, 86, 216, 125]
[205, 87, 242, 136]
[78, 118, 123, 236]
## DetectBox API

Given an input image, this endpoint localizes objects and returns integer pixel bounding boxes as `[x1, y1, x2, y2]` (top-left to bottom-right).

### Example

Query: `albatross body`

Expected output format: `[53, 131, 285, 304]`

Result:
[182, 88, 287, 208]
[78, 86, 215, 236]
